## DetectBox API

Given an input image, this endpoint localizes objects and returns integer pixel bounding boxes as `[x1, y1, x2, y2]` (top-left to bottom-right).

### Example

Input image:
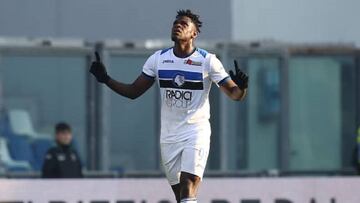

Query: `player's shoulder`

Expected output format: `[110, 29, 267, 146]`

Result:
[194, 48, 218, 69]
[150, 47, 172, 56]
[195, 47, 217, 60]
[147, 47, 173, 60]
[195, 47, 209, 58]
[159, 47, 173, 55]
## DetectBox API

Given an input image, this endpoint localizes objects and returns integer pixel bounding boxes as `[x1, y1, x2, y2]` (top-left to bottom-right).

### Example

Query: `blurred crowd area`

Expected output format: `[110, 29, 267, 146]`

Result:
[0, 38, 359, 178]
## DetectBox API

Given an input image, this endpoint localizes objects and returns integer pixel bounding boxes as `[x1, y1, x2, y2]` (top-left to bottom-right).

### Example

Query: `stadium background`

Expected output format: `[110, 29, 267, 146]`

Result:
[0, 0, 360, 202]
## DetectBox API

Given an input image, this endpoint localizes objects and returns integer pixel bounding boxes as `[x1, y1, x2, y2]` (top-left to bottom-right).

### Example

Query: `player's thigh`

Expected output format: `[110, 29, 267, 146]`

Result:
[161, 143, 183, 185]
[180, 143, 209, 180]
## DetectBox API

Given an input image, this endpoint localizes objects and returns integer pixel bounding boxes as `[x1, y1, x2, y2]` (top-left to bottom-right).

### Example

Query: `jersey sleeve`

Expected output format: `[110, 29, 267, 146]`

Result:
[142, 52, 157, 79]
[208, 54, 230, 86]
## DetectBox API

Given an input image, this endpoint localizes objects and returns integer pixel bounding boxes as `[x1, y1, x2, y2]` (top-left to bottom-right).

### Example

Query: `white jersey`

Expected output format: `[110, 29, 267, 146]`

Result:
[142, 47, 229, 144]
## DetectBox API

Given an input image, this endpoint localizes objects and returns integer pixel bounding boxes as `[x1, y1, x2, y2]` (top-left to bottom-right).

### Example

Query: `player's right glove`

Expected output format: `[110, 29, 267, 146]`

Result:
[89, 52, 111, 84]
[229, 60, 249, 89]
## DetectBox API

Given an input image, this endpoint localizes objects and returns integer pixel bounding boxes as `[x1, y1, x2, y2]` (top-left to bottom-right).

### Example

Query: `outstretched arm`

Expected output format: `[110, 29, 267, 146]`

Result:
[219, 60, 248, 101]
[89, 52, 155, 100]
[106, 74, 154, 99]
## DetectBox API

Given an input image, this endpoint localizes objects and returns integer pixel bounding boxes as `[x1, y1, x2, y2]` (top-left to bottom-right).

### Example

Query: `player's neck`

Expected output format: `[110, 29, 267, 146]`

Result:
[173, 42, 195, 58]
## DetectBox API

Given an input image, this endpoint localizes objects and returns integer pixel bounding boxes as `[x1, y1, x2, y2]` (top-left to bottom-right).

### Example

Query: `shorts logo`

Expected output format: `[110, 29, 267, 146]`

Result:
[173, 73, 185, 87]
[184, 59, 202, 66]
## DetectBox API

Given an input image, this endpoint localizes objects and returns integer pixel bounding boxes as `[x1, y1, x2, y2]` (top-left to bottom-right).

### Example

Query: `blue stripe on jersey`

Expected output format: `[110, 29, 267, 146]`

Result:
[160, 47, 172, 55]
[158, 70, 203, 81]
[196, 48, 208, 58]
[218, 76, 230, 86]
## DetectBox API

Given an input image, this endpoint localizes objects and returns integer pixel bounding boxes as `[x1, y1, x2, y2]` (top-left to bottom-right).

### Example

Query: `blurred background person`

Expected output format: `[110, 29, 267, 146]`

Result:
[42, 122, 83, 178]
[353, 126, 360, 175]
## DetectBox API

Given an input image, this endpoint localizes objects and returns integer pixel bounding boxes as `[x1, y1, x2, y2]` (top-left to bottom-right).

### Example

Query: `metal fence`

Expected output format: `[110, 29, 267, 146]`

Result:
[0, 38, 359, 177]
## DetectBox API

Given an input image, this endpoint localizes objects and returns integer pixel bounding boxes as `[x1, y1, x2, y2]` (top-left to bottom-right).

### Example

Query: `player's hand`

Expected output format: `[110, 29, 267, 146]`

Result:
[229, 60, 248, 89]
[89, 52, 111, 84]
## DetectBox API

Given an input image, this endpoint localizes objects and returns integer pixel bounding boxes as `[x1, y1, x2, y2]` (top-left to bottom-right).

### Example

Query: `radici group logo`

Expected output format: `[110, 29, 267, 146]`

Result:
[164, 73, 192, 108]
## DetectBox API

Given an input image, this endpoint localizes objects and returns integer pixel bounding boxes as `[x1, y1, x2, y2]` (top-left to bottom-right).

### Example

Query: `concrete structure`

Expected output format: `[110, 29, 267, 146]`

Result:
[0, 0, 358, 44]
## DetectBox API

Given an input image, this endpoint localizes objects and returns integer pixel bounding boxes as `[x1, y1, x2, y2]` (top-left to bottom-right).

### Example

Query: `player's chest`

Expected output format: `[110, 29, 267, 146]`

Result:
[156, 57, 207, 90]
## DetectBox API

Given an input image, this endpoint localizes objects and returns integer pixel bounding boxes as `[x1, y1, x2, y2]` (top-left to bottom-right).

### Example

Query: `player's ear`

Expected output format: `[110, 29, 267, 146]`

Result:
[192, 30, 198, 39]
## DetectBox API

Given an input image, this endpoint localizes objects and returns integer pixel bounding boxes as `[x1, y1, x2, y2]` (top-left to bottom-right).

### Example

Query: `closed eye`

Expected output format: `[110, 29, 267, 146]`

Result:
[173, 20, 189, 27]
[180, 21, 188, 27]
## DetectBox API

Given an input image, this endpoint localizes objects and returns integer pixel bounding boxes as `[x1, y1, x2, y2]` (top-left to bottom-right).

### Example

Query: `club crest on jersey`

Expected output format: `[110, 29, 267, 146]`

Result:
[173, 73, 186, 87]
[184, 59, 202, 66]
[162, 59, 174, 64]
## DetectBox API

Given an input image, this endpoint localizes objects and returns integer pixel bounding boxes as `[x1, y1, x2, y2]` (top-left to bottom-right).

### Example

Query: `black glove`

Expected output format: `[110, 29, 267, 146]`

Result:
[229, 60, 248, 89]
[89, 52, 111, 84]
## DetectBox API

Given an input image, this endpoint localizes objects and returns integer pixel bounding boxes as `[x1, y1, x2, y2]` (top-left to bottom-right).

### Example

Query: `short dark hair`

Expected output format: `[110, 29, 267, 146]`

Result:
[176, 9, 202, 33]
[55, 122, 71, 133]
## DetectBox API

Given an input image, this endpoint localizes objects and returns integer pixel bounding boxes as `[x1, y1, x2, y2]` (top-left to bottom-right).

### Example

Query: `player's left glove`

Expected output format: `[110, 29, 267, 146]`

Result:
[229, 60, 249, 89]
[89, 52, 111, 84]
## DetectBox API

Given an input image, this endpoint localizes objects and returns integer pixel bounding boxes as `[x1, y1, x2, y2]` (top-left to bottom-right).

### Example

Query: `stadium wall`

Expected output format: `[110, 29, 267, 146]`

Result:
[1, 0, 359, 44]
[232, 0, 360, 45]
[0, 0, 231, 41]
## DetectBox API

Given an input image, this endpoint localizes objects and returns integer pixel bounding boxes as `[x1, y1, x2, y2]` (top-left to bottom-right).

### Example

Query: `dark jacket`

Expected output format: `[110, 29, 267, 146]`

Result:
[353, 146, 360, 175]
[41, 144, 83, 178]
